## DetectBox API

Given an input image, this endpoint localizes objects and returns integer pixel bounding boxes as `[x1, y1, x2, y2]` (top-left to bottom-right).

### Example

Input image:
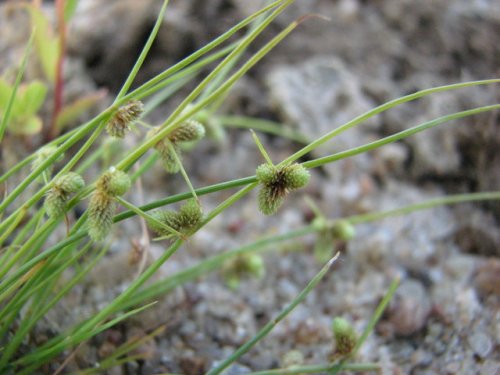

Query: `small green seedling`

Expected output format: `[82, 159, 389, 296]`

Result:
[0, 78, 47, 135]
[222, 253, 265, 289]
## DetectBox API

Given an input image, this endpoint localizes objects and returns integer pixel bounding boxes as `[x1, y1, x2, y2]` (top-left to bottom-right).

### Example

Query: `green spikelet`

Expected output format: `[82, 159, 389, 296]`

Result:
[177, 199, 203, 230]
[332, 220, 356, 241]
[149, 129, 181, 174]
[256, 163, 276, 185]
[332, 317, 357, 356]
[87, 190, 116, 242]
[222, 253, 265, 289]
[161, 144, 181, 174]
[55, 172, 85, 194]
[282, 163, 310, 190]
[258, 186, 285, 215]
[147, 199, 202, 237]
[256, 162, 310, 215]
[148, 210, 177, 236]
[97, 167, 131, 196]
[106, 100, 144, 138]
[168, 120, 205, 143]
[44, 172, 85, 218]
[44, 191, 67, 218]
[148, 120, 205, 174]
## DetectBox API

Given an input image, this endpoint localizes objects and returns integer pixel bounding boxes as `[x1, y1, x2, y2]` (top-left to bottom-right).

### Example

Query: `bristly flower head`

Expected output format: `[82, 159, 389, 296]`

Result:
[148, 199, 203, 237]
[148, 119, 206, 174]
[332, 220, 356, 241]
[87, 168, 130, 241]
[96, 167, 131, 197]
[44, 172, 85, 218]
[168, 119, 205, 143]
[222, 253, 265, 289]
[87, 190, 116, 242]
[106, 100, 144, 138]
[332, 317, 357, 357]
[256, 163, 310, 215]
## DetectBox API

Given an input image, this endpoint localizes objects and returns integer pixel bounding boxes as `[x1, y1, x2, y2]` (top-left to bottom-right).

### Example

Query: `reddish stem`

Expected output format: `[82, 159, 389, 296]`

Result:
[47, 0, 66, 141]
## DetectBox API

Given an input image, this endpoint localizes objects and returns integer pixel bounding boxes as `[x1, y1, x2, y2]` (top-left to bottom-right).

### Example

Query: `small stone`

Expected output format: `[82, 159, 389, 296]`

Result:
[383, 279, 431, 336]
[467, 332, 493, 359]
[474, 258, 500, 296]
[282, 350, 304, 367]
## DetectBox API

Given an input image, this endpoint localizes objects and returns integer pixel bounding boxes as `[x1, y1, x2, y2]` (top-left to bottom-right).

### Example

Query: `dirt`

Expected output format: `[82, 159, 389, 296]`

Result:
[1, 0, 499, 374]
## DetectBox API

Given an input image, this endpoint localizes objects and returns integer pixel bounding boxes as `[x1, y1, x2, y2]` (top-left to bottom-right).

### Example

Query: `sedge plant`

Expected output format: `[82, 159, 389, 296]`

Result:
[0, 0, 499, 373]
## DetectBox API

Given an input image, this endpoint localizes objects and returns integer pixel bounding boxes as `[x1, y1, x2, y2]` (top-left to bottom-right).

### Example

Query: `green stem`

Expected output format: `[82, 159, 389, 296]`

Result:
[279, 79, 500, 166]
[249, 362, 380, 375]
[116, 7, 298, 172]
[122, 226, 315, 309]
[0, 30, 35, 143]
[303, 104, 500, 170]
[115, 196, 182, 238]
[122, 0, 291, 102]
[251, 129, 274, 164]
[206, 253, 340, 375]
[115, 0, 169, 100]
[15, 240, 183, 367]
[0, 108, 113, 228]
[0, 125, 80, 184]
[167, 142, 199, 203]
[329, 278, 399, 375]
[218, 115, 309, 144]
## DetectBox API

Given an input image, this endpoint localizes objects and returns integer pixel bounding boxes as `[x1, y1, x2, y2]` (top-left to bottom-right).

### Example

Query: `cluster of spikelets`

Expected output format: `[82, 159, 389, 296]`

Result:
[148, 198, 203, 238]
[44, 172, 85, 218]
[222, 253, 265, 290]
[149, 120, 206, 173]
[312, 217, 356, 262]
[87, 167, 131, 242]
[106, 100, 144, 138]
[255, 162, 310, 215]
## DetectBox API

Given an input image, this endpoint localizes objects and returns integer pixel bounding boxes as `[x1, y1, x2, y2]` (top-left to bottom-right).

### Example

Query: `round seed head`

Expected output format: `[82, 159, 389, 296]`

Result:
[168, 120, 205, 143]
[44, 191, 66, 218]
[177, 199, 203, 230]
[160, 144, 181, 174]
[55, 172, 85, 194]
[332, 317, 357, 356]
[255, 163, 276, 185]
[148, 210, 177, 235]
[97, 168, 131, 196]
[106, 100, 143, 138]
[245, 254, 265, 278]
[332, 220, 356, 241]
[283, 163, 310, 190]
[87, 190, 116, 242]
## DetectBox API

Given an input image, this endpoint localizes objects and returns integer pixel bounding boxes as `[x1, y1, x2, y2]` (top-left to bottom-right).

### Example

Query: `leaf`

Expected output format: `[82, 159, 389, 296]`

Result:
[64, 0, 79, 22]
[26, 5, 59, 83]
[19, 81, 48, 116]
[0, 29, 35, 143]
[7, 116, 43, 136]
[55, 89, 107, 131]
